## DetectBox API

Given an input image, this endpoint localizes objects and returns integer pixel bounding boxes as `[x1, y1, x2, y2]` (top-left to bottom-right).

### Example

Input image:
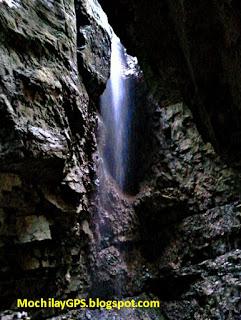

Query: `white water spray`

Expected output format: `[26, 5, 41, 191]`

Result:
[100, 34, 128, 190]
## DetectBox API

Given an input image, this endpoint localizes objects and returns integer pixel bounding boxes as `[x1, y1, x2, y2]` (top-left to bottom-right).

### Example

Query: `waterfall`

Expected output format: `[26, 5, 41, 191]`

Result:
[92, 34, 131, 296]
[91, 33, 141, 297]
[100, 34, 129, 190]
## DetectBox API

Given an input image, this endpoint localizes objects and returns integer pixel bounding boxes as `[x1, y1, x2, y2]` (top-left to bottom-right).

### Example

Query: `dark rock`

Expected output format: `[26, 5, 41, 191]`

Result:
[99, 0, 241, 164]
[75, 0, 111, 102]
[1, 0, 241, 319]
[0, 0, 111, 314]
[132, 101, 241, 319]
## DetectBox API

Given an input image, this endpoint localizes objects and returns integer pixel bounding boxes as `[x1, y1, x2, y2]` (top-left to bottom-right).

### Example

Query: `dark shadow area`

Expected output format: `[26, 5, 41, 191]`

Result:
[146, 274, 200, 301]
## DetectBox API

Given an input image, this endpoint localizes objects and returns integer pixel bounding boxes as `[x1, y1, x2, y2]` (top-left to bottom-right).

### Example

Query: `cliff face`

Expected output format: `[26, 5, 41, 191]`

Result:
[134, 101, 241, 319]
[0, 0, 110, 314]
[1, 0, 241, 320]
[98, 1, 241, 319]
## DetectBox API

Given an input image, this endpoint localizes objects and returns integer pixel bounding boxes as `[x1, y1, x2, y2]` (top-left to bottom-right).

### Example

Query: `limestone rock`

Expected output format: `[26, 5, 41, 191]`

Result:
[75, 0, 111, 101]
[16, 215, 51, 243]
[0, 0, 111, 312]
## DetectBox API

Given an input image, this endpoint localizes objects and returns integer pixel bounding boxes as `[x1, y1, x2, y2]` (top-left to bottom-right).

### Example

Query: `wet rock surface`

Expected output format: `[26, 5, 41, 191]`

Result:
[133, 102, 241, 319]
[0, 0, 111, 315]
[75, 0, 111, 102]
[1, 0, 241, 319]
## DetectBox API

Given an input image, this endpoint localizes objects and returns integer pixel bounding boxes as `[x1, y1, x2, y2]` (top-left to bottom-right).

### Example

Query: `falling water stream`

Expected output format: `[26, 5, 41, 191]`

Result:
[100, 34, 130, 190]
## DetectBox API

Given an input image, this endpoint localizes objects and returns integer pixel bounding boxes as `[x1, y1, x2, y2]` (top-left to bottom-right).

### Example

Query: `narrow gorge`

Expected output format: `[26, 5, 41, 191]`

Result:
[0, 0, 241, 320]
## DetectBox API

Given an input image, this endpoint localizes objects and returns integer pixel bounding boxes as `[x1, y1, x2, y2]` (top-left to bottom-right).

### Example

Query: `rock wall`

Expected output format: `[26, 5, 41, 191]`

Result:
[0, 0, 111, 316]
[134, 101, 241, 319]
[100, 0, 241, 164]
[1, 0, 241, 319]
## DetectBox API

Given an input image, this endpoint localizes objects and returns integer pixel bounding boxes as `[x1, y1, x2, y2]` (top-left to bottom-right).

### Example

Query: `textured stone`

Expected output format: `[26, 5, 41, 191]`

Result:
[100, 0, 241, 164]
[16, 215, 51, 243]
[1, 0, 241, 319]
[0, 173, 21, 191]
[131, 101, 241, 319]
[0, 0, 111, 313]
[75, 0, 111, 101]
